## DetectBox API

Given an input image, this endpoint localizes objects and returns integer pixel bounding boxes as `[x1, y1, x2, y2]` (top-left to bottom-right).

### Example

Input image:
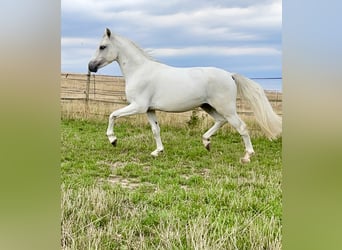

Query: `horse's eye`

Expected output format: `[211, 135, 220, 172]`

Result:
[99, 45, 106, 50]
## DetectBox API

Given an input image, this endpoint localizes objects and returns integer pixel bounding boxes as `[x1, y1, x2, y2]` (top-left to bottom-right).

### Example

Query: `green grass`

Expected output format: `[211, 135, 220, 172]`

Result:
[61, 118, 282, 249]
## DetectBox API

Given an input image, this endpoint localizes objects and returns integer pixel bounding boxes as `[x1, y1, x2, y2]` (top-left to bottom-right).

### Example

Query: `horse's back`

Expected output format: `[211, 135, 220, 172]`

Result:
[149, 63, 235, 91]
[141, 63, 237, 112]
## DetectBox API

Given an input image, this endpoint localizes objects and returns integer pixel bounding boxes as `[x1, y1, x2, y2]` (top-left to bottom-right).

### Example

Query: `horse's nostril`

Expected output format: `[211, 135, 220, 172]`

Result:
[88, 62, 98, 73]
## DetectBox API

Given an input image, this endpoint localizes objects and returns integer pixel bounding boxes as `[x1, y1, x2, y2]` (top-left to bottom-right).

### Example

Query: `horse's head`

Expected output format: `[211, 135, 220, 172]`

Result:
[88, 28, 118, 73]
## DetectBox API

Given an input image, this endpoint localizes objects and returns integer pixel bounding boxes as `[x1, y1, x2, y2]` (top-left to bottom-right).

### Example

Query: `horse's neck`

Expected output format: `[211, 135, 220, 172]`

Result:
[115, 36, 151, 78]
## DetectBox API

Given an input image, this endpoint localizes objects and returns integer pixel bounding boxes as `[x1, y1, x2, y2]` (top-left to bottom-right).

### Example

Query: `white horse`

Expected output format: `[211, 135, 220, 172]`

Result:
[88, 28, 282, 163]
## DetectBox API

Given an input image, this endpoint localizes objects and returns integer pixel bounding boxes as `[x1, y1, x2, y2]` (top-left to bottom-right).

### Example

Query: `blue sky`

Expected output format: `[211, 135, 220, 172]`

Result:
[61, 0, 282, 90]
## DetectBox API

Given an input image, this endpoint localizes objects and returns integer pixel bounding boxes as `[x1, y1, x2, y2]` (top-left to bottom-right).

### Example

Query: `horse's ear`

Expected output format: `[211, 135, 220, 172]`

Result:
[105, 28, 111, 38]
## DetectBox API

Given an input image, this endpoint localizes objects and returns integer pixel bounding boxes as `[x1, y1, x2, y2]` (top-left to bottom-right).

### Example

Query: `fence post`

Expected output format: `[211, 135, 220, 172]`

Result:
[85, 71, 91, 117]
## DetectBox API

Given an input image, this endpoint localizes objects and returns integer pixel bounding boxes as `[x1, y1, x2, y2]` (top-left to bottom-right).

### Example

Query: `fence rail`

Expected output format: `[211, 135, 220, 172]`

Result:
[61, 73, 282, 123]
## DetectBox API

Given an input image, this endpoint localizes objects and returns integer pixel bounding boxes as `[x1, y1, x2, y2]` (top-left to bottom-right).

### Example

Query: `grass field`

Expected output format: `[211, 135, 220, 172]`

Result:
[61, 118, 282, 249]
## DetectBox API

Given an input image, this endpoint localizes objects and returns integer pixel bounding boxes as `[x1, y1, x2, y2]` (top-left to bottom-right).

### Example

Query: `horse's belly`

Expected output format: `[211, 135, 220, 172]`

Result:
[149, 92, 205, 112]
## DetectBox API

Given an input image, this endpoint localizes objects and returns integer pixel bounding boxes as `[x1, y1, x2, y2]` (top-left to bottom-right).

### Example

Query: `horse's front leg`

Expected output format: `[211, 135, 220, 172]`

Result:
[146, 110, 164, 156]
[106, 103, 145, 146]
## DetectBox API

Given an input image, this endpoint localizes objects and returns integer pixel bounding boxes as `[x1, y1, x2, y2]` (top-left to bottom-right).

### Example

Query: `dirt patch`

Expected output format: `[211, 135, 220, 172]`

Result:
[97, 160, 126, 170]
[107, 175, 141, 190]
[106, 175, 157, 191]
[199, 168, 210, 178]
[97, 160, 155, 190]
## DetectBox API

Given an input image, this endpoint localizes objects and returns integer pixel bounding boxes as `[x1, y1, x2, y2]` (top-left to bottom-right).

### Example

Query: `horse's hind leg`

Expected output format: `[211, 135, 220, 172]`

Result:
[201, 104, 227, 151]
[203, 103, 254, 162]
[146, 110, 164, 157]
[225, 113, 255, 163]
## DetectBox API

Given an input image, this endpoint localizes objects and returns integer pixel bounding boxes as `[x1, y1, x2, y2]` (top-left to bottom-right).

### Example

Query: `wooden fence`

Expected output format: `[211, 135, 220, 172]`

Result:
[61, 73, 282, 125]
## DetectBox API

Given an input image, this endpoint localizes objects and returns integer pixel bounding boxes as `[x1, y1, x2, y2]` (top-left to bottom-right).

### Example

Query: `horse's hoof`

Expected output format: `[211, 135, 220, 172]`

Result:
[151, 149, 163, 157]
[202, 138, 210, 151]
[111, 139, 117, 147]
[108, 134, 117, 147]
[240, 157, 250, 164]
[240, 151, 254, 164]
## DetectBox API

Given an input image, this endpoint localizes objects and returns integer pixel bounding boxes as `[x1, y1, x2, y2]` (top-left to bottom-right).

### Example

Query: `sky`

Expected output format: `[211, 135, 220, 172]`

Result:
[61, 0, 282, 90]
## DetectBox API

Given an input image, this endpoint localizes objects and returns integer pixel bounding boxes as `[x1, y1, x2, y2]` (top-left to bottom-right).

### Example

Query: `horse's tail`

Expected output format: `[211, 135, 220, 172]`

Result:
[232, 73, 282, 139]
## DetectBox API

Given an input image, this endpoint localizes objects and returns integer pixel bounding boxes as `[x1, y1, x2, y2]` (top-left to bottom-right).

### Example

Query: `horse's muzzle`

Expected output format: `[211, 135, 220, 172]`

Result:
[88, 61, 98, 73]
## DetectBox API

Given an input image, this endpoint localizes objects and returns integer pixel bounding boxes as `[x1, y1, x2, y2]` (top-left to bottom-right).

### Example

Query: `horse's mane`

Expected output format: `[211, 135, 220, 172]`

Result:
[114, 34, 156, 61]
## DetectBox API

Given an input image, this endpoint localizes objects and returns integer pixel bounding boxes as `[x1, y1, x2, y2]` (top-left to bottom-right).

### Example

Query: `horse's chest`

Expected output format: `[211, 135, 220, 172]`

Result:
[125, 89, 134, 103]
[124, 84, 146, 103]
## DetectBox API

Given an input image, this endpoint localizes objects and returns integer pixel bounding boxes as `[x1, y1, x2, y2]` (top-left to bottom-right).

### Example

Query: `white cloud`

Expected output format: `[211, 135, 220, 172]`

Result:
[62, 0, 281, 30]
[102, 5, 280, 31]
[61, 0, 282, 79]
[149, 46, 281, 57]
[61, 37, 99, 47]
